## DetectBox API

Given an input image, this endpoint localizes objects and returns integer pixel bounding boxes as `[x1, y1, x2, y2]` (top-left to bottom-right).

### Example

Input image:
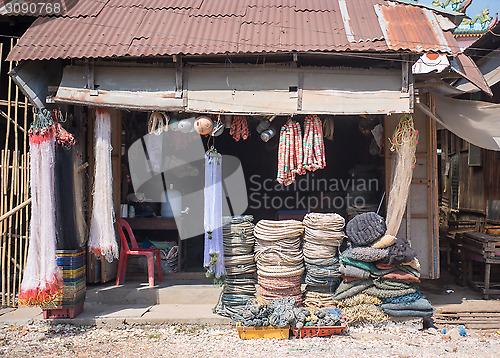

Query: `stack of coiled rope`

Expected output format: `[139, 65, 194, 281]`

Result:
[217, 216, 257, 318]
[302, 213, 346, 308]
[254, 220, 305, 305]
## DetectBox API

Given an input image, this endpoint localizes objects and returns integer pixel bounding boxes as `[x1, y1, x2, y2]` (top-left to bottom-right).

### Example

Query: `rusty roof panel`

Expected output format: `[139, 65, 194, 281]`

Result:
[243, 6, 282, 24]
[282, 7, 347, 49]
[60, 0, 108, 17]
[7, 0, 462, 61]
[374, 3, 459, 54]
[106, 0, 203, 9]
[293, 0, 338, 12]
[190, 0, 248, 17]
[247, 0, 296, 8]
[346, 0, 385, 42]
[9, 5, 146, 60]
[129, 9, 241, 56]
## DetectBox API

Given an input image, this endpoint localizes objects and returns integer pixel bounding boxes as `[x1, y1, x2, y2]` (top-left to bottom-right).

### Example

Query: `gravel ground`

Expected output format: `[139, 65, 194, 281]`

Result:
[1, 321, 499, 358]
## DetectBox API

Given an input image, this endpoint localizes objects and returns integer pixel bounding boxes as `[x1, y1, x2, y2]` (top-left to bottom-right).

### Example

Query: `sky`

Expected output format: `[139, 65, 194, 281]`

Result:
[419, 0, 499, 18]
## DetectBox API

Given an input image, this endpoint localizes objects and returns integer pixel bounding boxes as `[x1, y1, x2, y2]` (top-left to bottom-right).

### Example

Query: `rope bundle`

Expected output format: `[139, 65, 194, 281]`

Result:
[257, 276, 303, 305]
[277, 120, 304, 186]
[253, 219, 304, 240]
[230, 115, 249, 141]
[254, 219, 304, 305]
[303, 115, 326, 172]
[216, 216, 256, 319]
[303, 290, 337, 308]
[302, 213, 345, 307]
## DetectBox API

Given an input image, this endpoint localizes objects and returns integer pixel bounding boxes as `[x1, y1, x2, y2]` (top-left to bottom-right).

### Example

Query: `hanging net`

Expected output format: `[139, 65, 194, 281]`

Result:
[18, 109, 63, 306]
[384, 114, 419, 239]
[204, 150, 225, 279]
[88, 108, 119, 262]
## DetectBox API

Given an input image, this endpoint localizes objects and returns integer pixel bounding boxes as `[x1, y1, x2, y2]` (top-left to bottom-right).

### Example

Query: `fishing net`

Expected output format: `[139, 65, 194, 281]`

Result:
[204, 150, 225, 279]
[88, 108, 118, 263]
[19, 109, 64, 306]
[384, 114, 419, 239]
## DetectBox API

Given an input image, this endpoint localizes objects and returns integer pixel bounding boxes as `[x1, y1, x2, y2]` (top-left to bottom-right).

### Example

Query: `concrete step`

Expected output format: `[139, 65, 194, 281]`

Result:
[86, 280, 223, 305]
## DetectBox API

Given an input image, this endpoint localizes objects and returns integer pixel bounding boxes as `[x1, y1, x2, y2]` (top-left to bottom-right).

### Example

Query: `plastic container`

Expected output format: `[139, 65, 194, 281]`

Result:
[43, 301, 84, 319]
[236, 323, 290, 340]
[291, 322, 347, 338]
[129, 205, 135, 218]
[161, 185, 182, 218]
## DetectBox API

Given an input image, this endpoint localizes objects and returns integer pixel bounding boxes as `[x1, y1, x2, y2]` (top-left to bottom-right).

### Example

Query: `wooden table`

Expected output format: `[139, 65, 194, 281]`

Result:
[124, 217, 183, 273]
[457, 231, 500, 299]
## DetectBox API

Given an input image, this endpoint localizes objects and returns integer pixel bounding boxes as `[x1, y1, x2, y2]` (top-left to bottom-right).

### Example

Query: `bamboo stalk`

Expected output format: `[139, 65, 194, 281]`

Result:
[0, 149, 5, 306]
[17, 154, 25, 297]
[23, 154, 29, 275]
[0, 99, 32, 108]
[5, 151, 12, 305]
[4, 39, 13, 155]
[23, 97, 27, 160]
[12, 151, 19, 306]
[14, 78, 19, 154]
[6, 151, 15, 305]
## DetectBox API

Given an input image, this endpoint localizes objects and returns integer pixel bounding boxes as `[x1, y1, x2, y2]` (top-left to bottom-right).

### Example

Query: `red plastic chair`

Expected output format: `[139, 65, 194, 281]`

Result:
[115, 218, 162, 287]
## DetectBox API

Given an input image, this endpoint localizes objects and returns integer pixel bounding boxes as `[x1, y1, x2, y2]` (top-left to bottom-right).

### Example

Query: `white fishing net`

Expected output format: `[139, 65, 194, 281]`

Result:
[88, 108, 118, 263]
[385, 114, 419, 237]
[203, 151, 225, 279]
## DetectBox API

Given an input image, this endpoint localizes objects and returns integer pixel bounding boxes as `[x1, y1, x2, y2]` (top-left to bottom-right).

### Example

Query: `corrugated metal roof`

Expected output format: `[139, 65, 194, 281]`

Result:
[7, 0, 462, 61]
[374, 4, 460, 53]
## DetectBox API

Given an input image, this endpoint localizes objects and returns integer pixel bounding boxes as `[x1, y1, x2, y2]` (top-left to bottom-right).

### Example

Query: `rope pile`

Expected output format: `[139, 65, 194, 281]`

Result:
[332, 211, 433, 319]
[217, 216, 256, 319]
[254, 220, 304, 305]
[302, 213, 345, 308]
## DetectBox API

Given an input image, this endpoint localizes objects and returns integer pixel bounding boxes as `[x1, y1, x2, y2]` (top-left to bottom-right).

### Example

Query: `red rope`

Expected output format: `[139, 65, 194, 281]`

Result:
[230, 115, 249, 141]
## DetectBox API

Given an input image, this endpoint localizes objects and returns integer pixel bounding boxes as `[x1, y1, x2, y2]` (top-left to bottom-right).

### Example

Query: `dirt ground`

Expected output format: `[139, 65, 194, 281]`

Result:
[1, 321, 500, 358]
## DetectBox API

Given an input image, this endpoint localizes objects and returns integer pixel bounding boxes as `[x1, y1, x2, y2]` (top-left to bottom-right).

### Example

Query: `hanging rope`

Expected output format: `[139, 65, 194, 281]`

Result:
[230, 115, 249, 141]
[322, 117, 335, 141]
[52, 109, 75, 148]
[303, 115, 326, 172]
[18, 109, 63, 306]
[276, 120, 303, 186]
[88, 108, 119, 263]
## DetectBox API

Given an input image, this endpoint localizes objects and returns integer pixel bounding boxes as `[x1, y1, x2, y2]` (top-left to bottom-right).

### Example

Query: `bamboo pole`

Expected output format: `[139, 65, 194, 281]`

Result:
[12, 151, 19, 306]
[3, 151, 11, 304]
[4, 39, 13, 155]
[0, 198, 32, 223]
[14, 74, 19, 154]
[6, 151, 15, 305]
[23, 154, 29, 285]
[0, 149, 5, 306]
[18, 158, 23, 298]
[0, 37, 4, 306]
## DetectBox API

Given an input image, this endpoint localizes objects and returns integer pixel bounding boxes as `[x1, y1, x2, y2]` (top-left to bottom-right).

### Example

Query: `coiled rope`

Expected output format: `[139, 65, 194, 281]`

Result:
[254, 219, 305, 305]
[215, 216, 256, 319]
[302, 213, 345, 308]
